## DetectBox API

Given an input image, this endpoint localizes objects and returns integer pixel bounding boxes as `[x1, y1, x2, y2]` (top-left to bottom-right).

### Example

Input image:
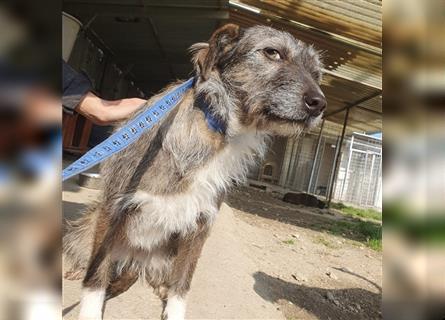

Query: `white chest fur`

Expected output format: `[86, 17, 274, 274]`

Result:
[125, 130, 266, 250]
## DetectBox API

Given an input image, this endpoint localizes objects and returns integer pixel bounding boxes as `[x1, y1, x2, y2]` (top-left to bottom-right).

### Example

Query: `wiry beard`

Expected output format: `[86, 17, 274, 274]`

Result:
[305, 113, 323, 129]
[255, 112, 323, 137]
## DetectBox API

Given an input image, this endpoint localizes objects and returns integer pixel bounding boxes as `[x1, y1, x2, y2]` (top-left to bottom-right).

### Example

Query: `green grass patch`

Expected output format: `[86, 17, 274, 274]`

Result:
[367, 238, 382, 251]
[356, 221, 382, 250]
[385, 202, 445, 246]
[331, 202, 382, 221]
[311, 219, 382, 251]
[314, 235, 338, 249]
[328, 203, 382, 250]
[282, 239, 295, 245]
[330, 202, 347, 210]
[325, 220, 352, 236]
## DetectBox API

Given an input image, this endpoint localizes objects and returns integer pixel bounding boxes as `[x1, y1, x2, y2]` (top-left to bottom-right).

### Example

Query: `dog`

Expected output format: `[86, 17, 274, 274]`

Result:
[63, 24, 326, 320]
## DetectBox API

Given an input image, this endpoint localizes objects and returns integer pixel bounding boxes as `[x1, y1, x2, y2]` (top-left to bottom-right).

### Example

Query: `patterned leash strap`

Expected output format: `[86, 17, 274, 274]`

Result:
[62, 77, 195, 181]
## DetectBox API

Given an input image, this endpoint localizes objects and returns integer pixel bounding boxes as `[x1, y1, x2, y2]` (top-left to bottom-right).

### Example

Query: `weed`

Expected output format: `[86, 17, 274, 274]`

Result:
[332, 202, 382, 221]
[331, 202, 347, 210]
[311, 219, 382, 251]
[367, 238, 382, 251]
[314, 235, 338, 249]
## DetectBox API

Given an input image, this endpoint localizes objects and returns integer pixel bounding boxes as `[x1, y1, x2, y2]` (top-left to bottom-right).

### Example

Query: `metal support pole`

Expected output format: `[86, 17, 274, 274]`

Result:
[366, 154, 376, 206]
[313, 139, 325, 195]
[326, 136, 341, 200]
[327, 108, 349, 208]
[323, 91, 381, 119]
[373, 158, 382, 207]
[286, 139, 299, 188]
[360, 152, 369, 206]
[291, 139, 304, 189]
[279, 138, 294, 186]
[339, 134, 354, 200]
[307, 119, 325, 193]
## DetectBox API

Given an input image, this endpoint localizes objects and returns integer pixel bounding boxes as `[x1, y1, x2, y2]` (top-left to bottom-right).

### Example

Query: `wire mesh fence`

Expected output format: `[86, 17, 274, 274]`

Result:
[333, 133, 382, 208]
[248, 119, 382, 209]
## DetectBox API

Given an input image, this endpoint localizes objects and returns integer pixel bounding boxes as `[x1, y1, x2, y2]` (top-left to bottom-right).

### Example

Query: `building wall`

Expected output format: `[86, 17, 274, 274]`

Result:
[261, 137, 286, 183]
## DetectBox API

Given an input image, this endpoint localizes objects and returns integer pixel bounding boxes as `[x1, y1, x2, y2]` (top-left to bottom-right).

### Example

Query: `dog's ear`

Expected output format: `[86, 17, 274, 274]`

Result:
[190, 24, 241, 81]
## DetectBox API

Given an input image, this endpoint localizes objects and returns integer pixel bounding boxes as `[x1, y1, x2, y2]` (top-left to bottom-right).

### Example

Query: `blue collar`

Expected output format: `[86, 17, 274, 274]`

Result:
[195, 95, 227, 134]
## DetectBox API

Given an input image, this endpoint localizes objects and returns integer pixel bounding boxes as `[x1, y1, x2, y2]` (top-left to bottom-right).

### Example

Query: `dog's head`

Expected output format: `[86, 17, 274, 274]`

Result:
[191, 24, 326, 136]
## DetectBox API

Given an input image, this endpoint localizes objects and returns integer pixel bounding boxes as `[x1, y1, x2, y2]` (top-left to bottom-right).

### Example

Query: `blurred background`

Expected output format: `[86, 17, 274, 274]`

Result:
[384, 0, 445, 319]
[0, 0, 61, 319]
[0, 0, 443, 319]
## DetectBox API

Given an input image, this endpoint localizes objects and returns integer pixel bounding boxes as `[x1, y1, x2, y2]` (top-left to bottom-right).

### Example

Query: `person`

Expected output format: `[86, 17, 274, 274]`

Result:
[62, 61, 146, 125]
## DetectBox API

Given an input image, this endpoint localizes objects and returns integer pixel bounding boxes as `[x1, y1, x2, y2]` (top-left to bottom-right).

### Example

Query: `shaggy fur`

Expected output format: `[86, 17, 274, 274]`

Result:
[63, 24, 325, 320]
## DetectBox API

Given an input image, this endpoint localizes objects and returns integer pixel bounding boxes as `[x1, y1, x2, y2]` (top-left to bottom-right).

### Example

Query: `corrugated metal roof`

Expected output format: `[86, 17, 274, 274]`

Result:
[229, 2, 382, 89]
[234, 0, 381, 49]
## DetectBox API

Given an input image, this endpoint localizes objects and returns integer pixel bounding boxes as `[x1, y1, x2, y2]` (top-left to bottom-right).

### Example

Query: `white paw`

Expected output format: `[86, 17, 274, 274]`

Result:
[164, 295, 186, 320]
[78, 288, 105, 320]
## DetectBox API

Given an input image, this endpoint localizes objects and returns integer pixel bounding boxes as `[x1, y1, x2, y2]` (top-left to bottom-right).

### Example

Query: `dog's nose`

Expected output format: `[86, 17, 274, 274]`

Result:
[304, 91, 327, 116]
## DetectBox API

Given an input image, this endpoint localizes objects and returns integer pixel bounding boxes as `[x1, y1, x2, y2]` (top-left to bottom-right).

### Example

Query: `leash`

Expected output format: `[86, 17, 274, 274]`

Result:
[62, 77, 195, 181]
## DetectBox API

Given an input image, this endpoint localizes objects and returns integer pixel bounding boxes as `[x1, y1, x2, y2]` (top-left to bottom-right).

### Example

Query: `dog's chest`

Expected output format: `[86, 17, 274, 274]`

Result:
[125, 131, 266, 250]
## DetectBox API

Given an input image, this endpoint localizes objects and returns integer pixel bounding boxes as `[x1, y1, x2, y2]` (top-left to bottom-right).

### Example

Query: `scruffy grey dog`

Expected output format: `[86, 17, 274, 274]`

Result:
[64, 24, 326, 320]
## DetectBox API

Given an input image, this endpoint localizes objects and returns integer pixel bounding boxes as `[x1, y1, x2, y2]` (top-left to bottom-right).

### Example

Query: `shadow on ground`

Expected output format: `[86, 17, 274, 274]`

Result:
[227, 187, 381, 245]
[332, 266, 382, 293]
[63, 200, 87, 222]
[62, 180, 82, 193]
[253, 271, 381, 320]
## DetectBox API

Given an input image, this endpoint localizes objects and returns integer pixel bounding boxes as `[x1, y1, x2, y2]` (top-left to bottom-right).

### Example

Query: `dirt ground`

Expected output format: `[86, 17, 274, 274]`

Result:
[63, 181, 381, 320]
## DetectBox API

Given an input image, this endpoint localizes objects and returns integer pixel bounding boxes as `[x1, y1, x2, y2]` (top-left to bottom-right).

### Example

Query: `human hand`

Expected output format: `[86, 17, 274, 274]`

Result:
[76, 92, 146, 125]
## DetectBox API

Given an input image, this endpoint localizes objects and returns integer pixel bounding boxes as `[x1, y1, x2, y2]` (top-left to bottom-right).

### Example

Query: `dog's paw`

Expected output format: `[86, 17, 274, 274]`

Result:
[163, 295, 186, 320]
[78, 288, 105, 320]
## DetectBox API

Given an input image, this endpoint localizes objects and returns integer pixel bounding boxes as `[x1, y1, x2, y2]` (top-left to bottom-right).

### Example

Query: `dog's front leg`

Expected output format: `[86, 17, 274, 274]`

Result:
[162, 219, 210, 320]
[78, 223, 114, 320]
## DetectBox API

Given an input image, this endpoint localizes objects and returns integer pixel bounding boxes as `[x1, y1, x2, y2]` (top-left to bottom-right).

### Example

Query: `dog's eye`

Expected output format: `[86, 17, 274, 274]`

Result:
[263, 48, 282, 61]
[312, 71, 322, 82]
